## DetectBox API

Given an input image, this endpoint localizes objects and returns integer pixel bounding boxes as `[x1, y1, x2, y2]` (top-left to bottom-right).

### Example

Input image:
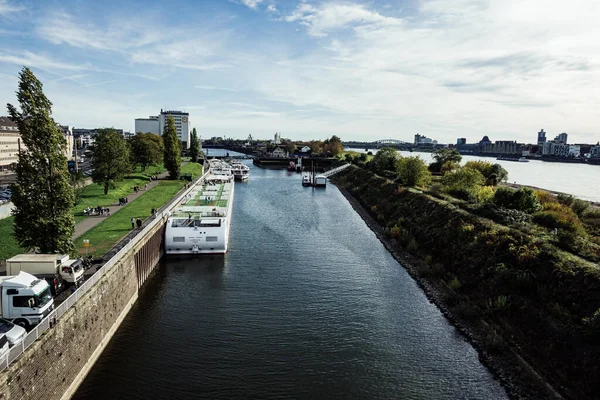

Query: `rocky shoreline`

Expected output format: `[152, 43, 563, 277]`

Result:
[334, 184, 564, 400]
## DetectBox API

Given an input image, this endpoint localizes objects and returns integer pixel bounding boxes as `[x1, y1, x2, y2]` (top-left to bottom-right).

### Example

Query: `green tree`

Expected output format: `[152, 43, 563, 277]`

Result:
[189, 128, 200, 163]
[397, 156, 432, 187]
[465, 161, 508, 186]
[163, 115, 181, 179]
[371, 147, 399, 173]
[286, 142, 297, 155]
[430, 148, 462, 173]
[130, 132, 164, 170]
[442, 167, 485, 191]
[7, 67, 76, 254]
[91, 129, 131, 194]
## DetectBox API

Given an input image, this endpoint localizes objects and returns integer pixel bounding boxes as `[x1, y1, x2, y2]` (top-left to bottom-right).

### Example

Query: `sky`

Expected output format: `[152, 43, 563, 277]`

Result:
[1, 0, 599, 144]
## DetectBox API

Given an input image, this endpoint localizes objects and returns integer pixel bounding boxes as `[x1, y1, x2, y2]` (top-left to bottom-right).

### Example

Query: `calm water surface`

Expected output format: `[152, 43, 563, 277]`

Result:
[74, 163, 507, 399]
[351, 148, 600, 202]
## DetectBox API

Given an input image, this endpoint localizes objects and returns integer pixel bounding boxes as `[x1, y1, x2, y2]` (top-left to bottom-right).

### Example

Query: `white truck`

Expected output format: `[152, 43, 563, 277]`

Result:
[0, 272, 54, 329]
[6, 254, 84, 296]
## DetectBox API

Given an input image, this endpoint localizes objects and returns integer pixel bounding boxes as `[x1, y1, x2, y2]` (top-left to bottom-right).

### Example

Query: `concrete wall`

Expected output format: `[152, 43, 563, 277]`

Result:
[0, 170, 207, 400]
[0, 215, 165, 400]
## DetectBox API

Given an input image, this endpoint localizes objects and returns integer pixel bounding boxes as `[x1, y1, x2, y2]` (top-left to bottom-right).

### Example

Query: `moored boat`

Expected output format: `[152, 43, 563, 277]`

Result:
[165, 159, 235, 255]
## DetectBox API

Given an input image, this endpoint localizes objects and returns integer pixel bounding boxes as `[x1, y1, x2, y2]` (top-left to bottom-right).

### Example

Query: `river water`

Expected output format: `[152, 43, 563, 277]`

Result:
[74, 161, 507, 399]
[350, 148, 600, 202]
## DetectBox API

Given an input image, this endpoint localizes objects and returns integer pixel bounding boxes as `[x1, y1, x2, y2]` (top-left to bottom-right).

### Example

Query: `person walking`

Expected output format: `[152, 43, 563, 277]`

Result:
[131, 217, 135, 229]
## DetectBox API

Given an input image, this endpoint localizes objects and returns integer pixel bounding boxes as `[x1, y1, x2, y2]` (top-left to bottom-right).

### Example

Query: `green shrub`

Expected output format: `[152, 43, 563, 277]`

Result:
[582, 308, 600, 331]
[570, 198, 590, 217]
[442, 167, 485, 192]
[475, 185, 495, 204]
[448, 276, 462, 290]
[406, 238, 418, 253]
[494, 187, 541, 213]
[474, 204, 532, 225]
[557, 193, 574, 206]
[397, 156, 432, 187]
[533, 209, 586, 235]
[534, 189, 558, 205]
[464, 161, 508, 185]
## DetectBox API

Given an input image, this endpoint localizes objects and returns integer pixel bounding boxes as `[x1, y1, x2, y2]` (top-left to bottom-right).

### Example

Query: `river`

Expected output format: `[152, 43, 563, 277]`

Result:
[349, 148, 600, 202]
[74, 160, 507, 399]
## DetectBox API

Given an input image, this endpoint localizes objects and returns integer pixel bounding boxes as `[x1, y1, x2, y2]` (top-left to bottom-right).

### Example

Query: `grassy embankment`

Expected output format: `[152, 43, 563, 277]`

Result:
[0, 217, 24, 260]
[0, 165, 167, 260]
[74, 162, 203, 257]
[335, 165, 600, 399]
[73, 164, 165, 223]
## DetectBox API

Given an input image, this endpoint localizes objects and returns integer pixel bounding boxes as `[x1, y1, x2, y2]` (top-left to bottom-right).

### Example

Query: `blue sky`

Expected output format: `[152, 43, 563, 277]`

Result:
[1, 0, 599, 144]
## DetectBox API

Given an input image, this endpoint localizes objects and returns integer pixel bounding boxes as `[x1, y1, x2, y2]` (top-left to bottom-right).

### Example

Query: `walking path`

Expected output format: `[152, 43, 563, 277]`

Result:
[72, 170, 170, 239]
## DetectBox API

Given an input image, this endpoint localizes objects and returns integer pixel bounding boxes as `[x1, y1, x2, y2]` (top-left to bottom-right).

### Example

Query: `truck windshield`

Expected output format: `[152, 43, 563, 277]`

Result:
[35, 287, 52, 307]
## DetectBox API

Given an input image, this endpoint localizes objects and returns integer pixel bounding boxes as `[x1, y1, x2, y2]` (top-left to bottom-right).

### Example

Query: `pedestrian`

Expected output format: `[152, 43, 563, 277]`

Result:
[131, 217, 135, 229]
[144, 183, 148, 190]
[136, 218, 142, 228]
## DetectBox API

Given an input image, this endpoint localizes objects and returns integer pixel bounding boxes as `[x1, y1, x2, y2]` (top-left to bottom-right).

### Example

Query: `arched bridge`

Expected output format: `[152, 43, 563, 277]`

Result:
[374, 138, 412, 145]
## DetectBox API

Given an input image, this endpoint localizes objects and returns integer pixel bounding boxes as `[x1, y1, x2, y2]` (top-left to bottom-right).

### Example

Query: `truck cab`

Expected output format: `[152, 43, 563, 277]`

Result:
[0, 272, 54, 329]
[6, 254, 85, 295]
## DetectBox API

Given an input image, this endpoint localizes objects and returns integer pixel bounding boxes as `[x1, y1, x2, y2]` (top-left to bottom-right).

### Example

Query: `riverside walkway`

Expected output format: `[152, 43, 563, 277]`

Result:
[72, 170, 170, 239]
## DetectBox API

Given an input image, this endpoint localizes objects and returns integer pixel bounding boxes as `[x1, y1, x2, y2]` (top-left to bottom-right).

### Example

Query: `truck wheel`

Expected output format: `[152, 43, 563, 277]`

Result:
[14, 319, 30, 330]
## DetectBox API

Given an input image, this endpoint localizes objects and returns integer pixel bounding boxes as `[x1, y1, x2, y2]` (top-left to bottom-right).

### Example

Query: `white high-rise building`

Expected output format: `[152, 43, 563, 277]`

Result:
[135, 110, 190, 148]
[160, 110, 190, 148]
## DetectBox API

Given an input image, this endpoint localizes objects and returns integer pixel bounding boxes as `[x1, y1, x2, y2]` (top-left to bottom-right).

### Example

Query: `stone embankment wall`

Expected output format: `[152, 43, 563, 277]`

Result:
[0, 213, 166, 400]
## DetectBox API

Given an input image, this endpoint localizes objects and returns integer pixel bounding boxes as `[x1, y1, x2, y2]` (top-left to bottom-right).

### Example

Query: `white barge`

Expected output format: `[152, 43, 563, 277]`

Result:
[165, 160, 234, 255]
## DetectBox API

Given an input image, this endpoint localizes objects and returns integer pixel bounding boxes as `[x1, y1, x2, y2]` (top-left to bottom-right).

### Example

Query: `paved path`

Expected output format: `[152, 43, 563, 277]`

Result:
[72, 170, 170, 239]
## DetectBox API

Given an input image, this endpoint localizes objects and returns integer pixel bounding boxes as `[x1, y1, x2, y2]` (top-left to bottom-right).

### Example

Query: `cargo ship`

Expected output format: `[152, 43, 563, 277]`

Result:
[165, 160, 235, 255]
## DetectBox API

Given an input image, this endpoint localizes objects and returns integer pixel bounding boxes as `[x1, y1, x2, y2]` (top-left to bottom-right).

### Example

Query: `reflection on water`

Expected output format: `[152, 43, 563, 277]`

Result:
[75, 162, 507, 400]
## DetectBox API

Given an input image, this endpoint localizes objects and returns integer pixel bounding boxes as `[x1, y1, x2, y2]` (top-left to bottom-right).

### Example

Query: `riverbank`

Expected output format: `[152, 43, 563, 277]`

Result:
[334, 187, 558, 400]
[332, 166, 600, 399]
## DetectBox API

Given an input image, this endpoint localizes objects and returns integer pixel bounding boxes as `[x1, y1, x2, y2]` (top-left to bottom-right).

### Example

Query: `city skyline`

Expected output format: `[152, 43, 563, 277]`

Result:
[1, 0, 600, 143]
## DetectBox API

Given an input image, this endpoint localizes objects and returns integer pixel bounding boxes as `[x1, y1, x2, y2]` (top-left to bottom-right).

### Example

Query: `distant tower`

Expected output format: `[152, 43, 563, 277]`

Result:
[414, 133, 422, 145]
[537, 129, 546, 145]
[557, 132, 568, 144]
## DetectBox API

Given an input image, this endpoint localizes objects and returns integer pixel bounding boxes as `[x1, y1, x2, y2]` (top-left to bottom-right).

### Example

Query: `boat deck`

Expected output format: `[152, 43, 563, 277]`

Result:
[173, 171, 233, 217]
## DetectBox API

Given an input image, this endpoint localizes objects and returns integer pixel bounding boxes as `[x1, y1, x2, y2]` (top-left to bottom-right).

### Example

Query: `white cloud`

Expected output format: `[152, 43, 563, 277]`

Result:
[37, 10, 162, 51]
[265, 0, 600, 142]
[0, 51, 91, 71]
[285, 2, 401, 37]
[0, 0, 24, 15]
[195, 85, 239, 92]
[240, 0, 264, 9]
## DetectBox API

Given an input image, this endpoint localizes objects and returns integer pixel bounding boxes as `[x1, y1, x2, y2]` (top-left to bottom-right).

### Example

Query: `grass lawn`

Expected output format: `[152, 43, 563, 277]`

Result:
[0, 217, 26, 260]
[74, 179, 187, 257]
[73, 164, 165, 223]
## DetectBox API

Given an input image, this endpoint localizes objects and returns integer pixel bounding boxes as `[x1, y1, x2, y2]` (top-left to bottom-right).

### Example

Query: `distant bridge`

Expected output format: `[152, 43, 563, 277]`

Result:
[374, 138, 412, 145]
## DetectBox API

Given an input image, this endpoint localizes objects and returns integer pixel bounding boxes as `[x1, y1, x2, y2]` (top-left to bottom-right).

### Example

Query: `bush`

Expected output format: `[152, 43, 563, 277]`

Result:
[474, 186, 495, 204]
[533, 208, 586, 235]
[571, 198, 590, 217]
[442, 167, 485, 192]
[406, 238, 418, 253]
[448, 276, 462, 290]
[464, 161, 508, 186]
[397, 156, 432, 187]
[534, 190, 558, 206]
[494, 187, 541, 213]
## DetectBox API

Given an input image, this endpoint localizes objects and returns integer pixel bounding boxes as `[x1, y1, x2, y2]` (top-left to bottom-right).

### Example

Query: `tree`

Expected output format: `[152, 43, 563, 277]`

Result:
[371, 147, 399, 173]
[465, 161, 508, 186]
[442, 167, 485, 191]
[130, 132, 164, 170]
[91, 129, 130, 194]
[7, 67, 76, 254]
[398, 156, 432, 187]
[430, 148, 462, 173]
[286, 142, 297, 155]
[163, 115, 181, 179]
[189, 128, 200, 163]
